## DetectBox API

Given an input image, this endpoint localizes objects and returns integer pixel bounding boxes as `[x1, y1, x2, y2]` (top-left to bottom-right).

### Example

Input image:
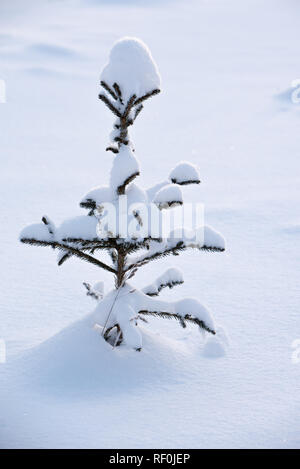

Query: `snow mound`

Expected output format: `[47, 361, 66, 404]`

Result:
[169, 161, 200, 185]
[93, 283, 216, 343]
[202, 325, 229, 358]
[10, 313, 195, 397]
[100, 37, 161, 102]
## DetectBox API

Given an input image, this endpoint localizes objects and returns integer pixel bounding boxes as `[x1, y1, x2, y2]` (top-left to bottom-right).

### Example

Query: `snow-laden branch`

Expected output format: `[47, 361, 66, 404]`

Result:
[142, 267, 184, 296]
[99, 38, 161, 161]
[93, 285, 216, 350]
[100, 80, 118, 101]
[100, 37, 161, 104]
[169, 162, 201, 185]
[110, 147, 140, 195]
[80, 185, 112, 212]
[98, 93, 121, 118]
[137, 294, 216, 334]
[20, 216, 110, 247]
[83, 281, 104, 301]
[20, 237, 117, 273]
[153, 184, 183, 210]
[126, 241, 185, 271]
[147, 162, 201, 204]
[138, 310, 215, 335]
[20, 217, 117, 273]
[126, 226, 225, 272]
[42, 215, 71, 265]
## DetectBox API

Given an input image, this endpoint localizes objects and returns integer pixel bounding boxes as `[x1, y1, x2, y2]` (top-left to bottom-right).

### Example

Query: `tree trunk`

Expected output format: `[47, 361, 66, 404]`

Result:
[116, 246, 126, 288]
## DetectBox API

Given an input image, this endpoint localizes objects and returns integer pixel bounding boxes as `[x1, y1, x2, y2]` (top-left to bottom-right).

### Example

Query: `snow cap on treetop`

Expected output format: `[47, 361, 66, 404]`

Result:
[100, 37, 161, 102]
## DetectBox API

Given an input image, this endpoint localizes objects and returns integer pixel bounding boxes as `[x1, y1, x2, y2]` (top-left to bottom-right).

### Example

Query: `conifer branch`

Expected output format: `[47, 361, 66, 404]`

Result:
[126, 242, 186, 271]
[20, 238, 117, 273]
[133, 210, 143, 227]
[133, 104, 143, 122]
[126, 242, 224, 271]
[113, 83, 123, 104]
[100, 80, 118, 101]
[103, 324, 123, 346]
[138, 310, 215, 335]
[156, 200, 183, 210]
[60, 237, 157, 254]
[109, 248, 118, 266]
[143, 278, 184, 297]
[42, 216, 55, 235]
[171, 178, 201, 186]
[106, 145, 119, 154]
[80, 199, 97, 210]
[123, 94, 137, 120]
[117, 171, 140, 195]
[83, 282, 102, 300]
[56, 237, 116, 266]
[98, 94, 121, 118]
[117, 237, 160, 254]
[114, 136, 129, 145]
[200, 245, 225, 252]
[57, 251, 72, 266]
[134, 89, 160, 106]
[61, 238, 114, 248]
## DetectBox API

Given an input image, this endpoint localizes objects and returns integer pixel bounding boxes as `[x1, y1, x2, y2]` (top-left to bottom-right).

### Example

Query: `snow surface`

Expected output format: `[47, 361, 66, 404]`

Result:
[101, 36, 161, 103]
[1, 0, 300, 450]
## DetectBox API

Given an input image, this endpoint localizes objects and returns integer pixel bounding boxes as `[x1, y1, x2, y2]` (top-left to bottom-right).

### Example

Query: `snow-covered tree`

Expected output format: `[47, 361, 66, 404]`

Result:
[20, 37, 225, 351]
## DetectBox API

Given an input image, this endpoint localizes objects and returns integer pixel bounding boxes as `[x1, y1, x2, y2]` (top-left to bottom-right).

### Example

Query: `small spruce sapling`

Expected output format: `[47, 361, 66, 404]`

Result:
[20, 37, 225, 351]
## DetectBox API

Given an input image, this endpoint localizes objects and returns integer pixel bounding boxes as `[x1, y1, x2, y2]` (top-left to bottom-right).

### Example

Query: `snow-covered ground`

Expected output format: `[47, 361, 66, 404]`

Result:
[0, 0, 299, 449]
